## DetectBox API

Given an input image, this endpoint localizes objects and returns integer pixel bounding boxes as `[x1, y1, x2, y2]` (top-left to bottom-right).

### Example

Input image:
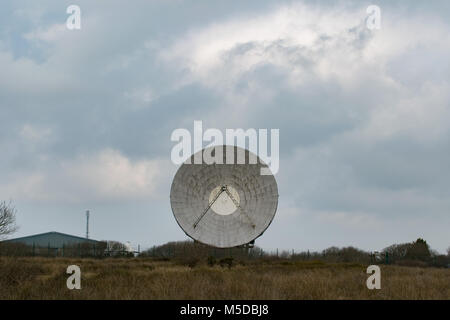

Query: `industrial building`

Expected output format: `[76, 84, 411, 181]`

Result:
[1, 231, 104, 256]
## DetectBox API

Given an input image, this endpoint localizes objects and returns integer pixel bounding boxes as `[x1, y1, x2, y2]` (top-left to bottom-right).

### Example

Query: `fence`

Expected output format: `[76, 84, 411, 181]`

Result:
[0, 241, 108, 258]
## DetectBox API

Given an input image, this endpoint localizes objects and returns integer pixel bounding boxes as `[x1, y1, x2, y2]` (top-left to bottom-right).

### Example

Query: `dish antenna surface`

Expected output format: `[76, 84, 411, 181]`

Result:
[170, 145, 278, 248]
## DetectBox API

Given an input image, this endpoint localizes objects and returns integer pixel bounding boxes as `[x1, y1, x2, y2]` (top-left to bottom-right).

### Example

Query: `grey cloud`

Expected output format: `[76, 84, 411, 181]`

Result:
[1, 0, 449, 252]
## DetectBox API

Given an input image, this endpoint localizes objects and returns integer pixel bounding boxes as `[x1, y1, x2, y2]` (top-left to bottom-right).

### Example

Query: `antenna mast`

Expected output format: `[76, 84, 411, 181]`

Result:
[86, 210, 90, 239]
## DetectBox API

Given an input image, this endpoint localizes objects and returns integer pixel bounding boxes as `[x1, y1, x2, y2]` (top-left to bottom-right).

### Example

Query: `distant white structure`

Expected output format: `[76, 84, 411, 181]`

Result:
[124, 241, 134, 253]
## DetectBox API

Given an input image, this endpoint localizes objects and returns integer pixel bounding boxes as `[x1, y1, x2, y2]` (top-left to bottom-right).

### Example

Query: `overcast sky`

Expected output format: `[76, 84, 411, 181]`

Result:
[1, 0, 449, 253]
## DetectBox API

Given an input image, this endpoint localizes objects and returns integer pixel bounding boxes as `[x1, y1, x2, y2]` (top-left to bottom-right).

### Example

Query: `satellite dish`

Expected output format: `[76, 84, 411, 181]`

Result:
[170, 145, 278, 248]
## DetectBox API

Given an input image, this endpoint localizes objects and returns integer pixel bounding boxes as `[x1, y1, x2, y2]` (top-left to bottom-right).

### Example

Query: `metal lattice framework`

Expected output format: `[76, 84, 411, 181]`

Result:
[170, 145, 278, 248]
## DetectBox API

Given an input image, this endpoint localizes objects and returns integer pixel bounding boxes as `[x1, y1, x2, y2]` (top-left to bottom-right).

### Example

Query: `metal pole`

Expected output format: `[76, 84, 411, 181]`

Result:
[86, 210, 90, 239]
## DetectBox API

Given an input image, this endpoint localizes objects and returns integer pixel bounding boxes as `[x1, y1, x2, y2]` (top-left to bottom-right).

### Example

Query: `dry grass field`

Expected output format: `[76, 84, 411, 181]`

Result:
[1, 256, 449, 300]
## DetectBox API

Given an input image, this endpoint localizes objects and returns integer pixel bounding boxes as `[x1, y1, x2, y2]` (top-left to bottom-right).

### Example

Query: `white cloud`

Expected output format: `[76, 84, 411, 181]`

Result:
[20, 124, 52, 143]
[0, 149, 168, 204]
[24, 23, 67, 42]
[162, 4, 368, 87]
[163, 3, 450, 141]
[62, 149, 165, 201]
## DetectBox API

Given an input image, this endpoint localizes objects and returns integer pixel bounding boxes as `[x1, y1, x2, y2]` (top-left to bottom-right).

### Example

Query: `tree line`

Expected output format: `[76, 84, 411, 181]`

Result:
[140, 238, 450, 268]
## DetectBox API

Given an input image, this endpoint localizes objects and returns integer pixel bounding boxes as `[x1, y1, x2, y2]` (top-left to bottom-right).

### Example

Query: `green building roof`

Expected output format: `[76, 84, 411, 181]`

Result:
[2, 231, 102, 248]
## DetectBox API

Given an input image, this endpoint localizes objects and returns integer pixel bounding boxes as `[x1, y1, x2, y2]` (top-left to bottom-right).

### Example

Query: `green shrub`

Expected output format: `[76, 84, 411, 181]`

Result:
[207, 256, 216, 267]
[219, 257, 233, 269]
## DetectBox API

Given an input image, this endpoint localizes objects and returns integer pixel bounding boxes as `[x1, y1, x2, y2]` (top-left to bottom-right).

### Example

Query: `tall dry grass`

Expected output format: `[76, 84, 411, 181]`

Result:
[0, 257, 448, 299]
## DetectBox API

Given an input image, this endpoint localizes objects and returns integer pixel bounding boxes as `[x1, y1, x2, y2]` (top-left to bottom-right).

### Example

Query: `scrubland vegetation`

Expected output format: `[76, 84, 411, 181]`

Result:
[1, 238, 449, 300]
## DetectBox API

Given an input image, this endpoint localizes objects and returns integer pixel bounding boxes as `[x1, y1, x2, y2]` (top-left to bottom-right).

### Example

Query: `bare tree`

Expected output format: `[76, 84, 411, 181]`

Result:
[0, 201, 18, 239]
[447, 247, 450, 257]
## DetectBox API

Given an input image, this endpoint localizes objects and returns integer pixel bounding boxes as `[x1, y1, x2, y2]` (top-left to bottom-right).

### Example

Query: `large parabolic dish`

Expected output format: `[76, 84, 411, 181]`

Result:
[170, 145, 279, 248]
